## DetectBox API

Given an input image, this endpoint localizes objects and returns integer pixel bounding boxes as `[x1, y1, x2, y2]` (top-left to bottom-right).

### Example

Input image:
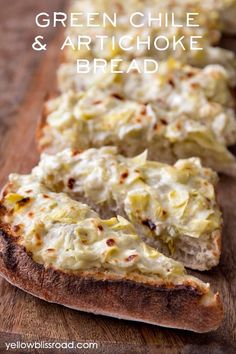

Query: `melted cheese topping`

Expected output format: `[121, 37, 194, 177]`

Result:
[2, 174, 185, 278]
[33, 147, 222, 247]
[57, 59, 236, 146]
[40, 70, 236, 171]
[65, 0, 236, 81]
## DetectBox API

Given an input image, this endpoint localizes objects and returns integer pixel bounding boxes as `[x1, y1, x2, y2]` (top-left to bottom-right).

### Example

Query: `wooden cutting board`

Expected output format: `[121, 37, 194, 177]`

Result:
[0, 1, 235, 353]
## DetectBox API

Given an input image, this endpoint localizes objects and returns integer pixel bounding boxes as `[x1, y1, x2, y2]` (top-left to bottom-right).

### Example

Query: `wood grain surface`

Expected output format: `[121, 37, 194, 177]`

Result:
[0, 1, 235, 353]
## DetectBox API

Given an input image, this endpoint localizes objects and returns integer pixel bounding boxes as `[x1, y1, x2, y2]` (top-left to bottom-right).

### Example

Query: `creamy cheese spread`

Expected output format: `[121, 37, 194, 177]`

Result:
[2, 174, 185, 278]
[33, 147, 222, 249]
[40, 60, 236, 171]
[57, 59, 236, 146]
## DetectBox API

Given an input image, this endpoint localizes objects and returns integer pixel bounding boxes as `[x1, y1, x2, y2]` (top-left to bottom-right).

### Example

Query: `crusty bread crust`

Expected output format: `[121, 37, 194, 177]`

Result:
[36, 104, 47, 148]
[0, 220, 223, 333]
[36, 99, 55, 153]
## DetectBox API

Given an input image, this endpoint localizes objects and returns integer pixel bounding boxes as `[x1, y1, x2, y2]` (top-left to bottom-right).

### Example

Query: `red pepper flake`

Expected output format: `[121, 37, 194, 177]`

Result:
[161, 210, 168, 219]
[119, 171, 129, 184]
[136, 117, 142, 123]
[28, 211, 34, 218]
[190, 82, 200, 89]
[71, 148, 83, 156]
[67, 178, 76, 190]
[17, 197, 31, 207]
[25, 189, 33, 193]
[97, 224, 104, 232]
[187, 71, 195, 78]
[47, 248, 55, 252]
[106, 239, 115, 247]
[121, 172, 129, 179]
[142, 219, 156, 231]
[71, 149, 79, 156]
[125, 254, 138, 262]
[140, 106, 147, 115]
[93, 100, 102, 105]
[160, 119, 168, 125]
[168, 79, 175, 87]
[43, 194, 50, 199]
[111, 93, 124, 101]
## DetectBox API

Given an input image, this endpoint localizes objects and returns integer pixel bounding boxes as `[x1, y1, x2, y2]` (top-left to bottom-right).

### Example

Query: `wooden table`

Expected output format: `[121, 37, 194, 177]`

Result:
[0, 1, 235, 353]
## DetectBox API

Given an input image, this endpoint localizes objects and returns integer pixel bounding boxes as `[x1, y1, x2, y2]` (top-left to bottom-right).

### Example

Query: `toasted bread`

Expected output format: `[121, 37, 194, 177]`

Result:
[0, 177, 223, 333]
[33, 147, 222, 271]
[37, 87, 236, 175]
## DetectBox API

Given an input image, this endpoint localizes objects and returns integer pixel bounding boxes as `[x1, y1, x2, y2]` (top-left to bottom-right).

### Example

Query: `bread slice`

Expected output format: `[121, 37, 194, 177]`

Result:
[57, 59, 236, 151]
[0, 175, 223, 332]
[33, 147, 222, 271]
[64, 1, 236, 82]
[37, 88, 236, 174]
